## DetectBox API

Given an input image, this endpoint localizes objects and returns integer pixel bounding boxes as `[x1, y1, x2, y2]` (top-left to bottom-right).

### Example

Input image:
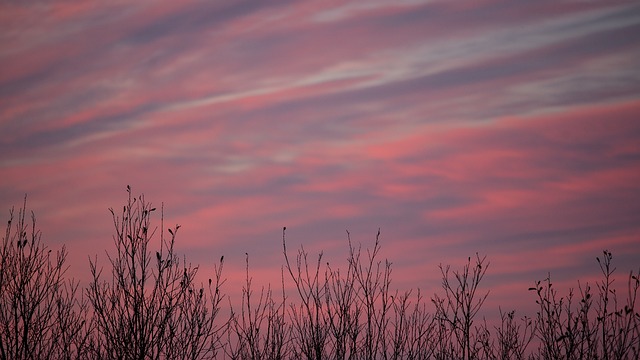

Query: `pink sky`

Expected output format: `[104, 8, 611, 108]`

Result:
[1, 0, 639, 318]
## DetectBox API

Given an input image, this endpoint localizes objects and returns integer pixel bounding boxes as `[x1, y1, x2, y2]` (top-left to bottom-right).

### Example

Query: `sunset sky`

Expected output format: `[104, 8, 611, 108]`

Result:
[1, 0, 639, 317]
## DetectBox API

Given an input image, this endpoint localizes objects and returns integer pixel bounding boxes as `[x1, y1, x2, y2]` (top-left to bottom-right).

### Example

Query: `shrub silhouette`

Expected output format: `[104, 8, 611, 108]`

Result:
[1, 188, 638, 359]
[0, 197, 90, 360]
[86, 187, 226, 359]
[528, 250, 640, 360]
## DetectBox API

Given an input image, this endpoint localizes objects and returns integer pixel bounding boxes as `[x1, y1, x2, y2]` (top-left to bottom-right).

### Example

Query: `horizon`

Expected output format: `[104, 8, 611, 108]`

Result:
[1, 0, 640, 322]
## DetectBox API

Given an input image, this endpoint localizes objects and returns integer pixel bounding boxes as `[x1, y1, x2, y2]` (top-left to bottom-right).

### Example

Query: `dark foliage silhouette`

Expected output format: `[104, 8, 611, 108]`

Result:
[0, 197, 90, 360]
[86, 188, 226, 359]
[1, 188, 638, 359]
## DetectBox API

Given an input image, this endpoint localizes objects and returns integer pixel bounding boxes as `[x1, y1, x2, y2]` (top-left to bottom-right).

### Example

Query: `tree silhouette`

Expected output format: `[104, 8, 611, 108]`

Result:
[86, 187, 227, 359]
[0, 197, 90, 360]
[1, 188, 638, 359]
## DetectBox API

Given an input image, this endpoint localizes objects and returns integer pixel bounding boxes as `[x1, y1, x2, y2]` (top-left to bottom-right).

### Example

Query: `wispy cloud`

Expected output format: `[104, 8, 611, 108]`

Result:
[1, 0, 639, 314]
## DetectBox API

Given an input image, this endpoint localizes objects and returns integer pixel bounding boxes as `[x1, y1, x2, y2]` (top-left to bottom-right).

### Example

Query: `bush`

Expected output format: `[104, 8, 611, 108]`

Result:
[86, 187, 226, 359]
[1, 188, 638, 359]
[0, 197, 90, 360]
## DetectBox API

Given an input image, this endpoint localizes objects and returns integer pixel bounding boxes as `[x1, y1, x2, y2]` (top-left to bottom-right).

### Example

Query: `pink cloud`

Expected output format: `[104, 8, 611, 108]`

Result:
[2, 0, 640, 329]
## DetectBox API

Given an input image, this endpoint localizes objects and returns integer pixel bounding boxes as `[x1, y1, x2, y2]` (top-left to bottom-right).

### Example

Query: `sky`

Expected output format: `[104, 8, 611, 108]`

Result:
[1, 0, 640, 318]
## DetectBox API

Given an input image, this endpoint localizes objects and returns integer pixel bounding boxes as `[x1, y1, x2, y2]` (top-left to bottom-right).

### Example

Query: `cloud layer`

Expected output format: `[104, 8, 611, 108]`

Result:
[2, 0, 640, 315]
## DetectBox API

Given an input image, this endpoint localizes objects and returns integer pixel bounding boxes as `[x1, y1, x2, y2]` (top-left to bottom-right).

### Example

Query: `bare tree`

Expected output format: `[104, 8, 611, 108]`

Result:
[6, 188, 640, 360]
[86, 186, 226, 359]
[491, 308, 534, 360]
[282, 227, 329, 360]
[0, 197, 90, 360]
[225, 253, 289, 360]
[350, 229, 393, 360]
[283, 228, 437, 360]
[432, 254, 489, 360]
[528, 250, 640, 360]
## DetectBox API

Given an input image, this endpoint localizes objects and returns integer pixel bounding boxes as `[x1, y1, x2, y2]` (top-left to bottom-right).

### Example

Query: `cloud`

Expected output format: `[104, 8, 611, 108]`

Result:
[1, 0, 639, 316]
